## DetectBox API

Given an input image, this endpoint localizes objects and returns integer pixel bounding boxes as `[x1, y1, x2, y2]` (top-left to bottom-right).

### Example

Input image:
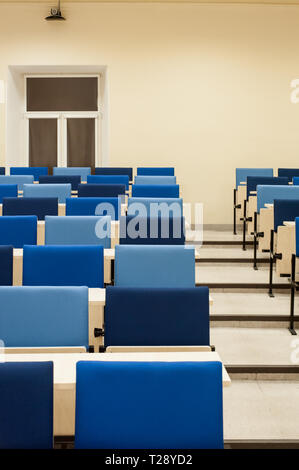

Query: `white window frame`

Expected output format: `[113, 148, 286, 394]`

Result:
[23, 74, 102, 167]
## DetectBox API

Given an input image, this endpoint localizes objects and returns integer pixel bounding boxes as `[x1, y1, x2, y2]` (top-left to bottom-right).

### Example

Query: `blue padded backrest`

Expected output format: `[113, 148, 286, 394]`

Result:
[120, 215, 185, 245]
[134, 176, 176, 185]
[0, 246, 13, 285]
[0, 216, 37, 248]
[104, 286, 210, 347]
[87, 175, 129, 190]
[0, 175, 34, 190]
[0, 286, 89, 348]
[128, 197, 183, 217]
[23, 245, 104, 288]
[0, 185, 18, 203]
[292, 177, 299, 186]
[53, 167, 91, 182]
[23, 183, 71, 203]
[257, 185, 299, 213]
[95, 167, 133, 181]
[0, 362, 53, 449]
[10, 167, 48, 181]
[45, 215, 111, 248]
[247, 176, 288, 200]
[39, 175, 81, 191]
[75, 361, 223, 449]
[278, 168, 299, 182]
[132, 184, 179, 198]
[115, 245, 194, 287]
[236, 168, 273, 188]
[137, 167, 175, 176]
[274, 199, 299, 232]
[78, 184, 126, 198]
[296, 218, 299, 257]
[3, 197, 58, 221]
[0, 167, 5, 175]
[66, 197, 120, 220]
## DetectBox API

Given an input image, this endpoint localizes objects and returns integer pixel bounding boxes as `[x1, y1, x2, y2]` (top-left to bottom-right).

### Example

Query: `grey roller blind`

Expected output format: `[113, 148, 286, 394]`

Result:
[67, 118, 95, 171]
[27, 77, 98, 112]
[29, 118, 57, 171]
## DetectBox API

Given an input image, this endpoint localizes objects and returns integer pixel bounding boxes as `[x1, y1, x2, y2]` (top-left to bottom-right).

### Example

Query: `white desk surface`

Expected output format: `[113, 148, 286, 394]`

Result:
[3, 351, 231, 387]
[13, 247, 115, 258]
[264, 203, 273, 208]
[283, 221, 295, 227]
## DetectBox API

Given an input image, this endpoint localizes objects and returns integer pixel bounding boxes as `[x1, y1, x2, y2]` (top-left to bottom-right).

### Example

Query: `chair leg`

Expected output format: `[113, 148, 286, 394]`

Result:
[268, 230, 275, 298]
[253, 211, 258, 270]
[289, 254, 297, 335]
[233, 189, 237, 235]
[242, 199, 247, 251]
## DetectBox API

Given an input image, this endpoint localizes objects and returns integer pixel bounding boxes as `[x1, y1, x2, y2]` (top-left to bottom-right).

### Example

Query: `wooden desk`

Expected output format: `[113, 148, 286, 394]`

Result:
[276, 221, 295, 276]
[258, 204, 273, 252]
[3, 351, 230, 436]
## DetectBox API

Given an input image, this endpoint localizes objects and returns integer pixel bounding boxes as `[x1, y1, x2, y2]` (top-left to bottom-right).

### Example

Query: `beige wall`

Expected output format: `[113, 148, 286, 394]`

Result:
[0, 2, 299, 224]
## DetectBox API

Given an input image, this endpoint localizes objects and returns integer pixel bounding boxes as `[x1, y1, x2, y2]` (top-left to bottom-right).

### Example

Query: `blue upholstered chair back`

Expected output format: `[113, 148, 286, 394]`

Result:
[0, 362, 53, 449]
[39, 175, 81, 190]
[134, 176, 176, 185]
[257, 185, 299, 213]
[23, 183, 71, 203]
[87, 175, 129, 190]
[10, 167, 48, 181]
[95, 167, 133, 181]
[45, 215, 111, 248]
[3, 197, 58, 220]
[278, 168, 299, 182]
[78, 183, 126, 198]
[23, 245, 104, 288]
[0, 216, 37, 248]
[120, 215, 185, 245]
[0, 167, 5, 175]
[75, 360, 223, 449]
[0, 286, 89, 348]
[132, 184, 180, 198]
[274, 199, 299, 232]
[66, 197, 120, 219]
[0, 175, 34, 190]
[53, 167, 91, 182]
[128, 197, 183, 217]
[0, 184, 18, 203]
[247, 176, 288, 200]
[292, 177, 299, 186]
[104, 286, 210, 347]
[115, 245, 194, 287]
[235, 168, 273, 188]
[137, 167, 175, 176]
[0, 246, 13, 285]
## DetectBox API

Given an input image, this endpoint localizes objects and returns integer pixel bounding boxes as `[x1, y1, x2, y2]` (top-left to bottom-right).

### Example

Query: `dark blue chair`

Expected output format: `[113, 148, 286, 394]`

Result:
[120, 215, 185, 245]
[137, 167, 175, 176]
[0, 216, 37, 248]
[269, 199, 299, 297]
[0, 246, 13, 285]
[66, 197, 120, 220]
[78, 184, 126, 198]
[10, 167, 48, 182]
[39, 175, 81, 191]
[278, 168, 299, 182]
[75, 361, 223, 449]
[95, 167, 133, 182]
[3, 197, 58, 220]
[0, 167, 5, 175]
[0, 185, 18, 203]
[23, 245, 104, 288]
[103, 286, 210, 348]
[0, 362, 53, 449]
[132, 184, 179, 198]
[87, 175, 129, 191]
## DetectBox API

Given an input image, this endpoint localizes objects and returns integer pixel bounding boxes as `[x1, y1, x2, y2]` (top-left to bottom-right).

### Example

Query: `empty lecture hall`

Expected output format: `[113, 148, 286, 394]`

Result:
[1, 0, 299, 460]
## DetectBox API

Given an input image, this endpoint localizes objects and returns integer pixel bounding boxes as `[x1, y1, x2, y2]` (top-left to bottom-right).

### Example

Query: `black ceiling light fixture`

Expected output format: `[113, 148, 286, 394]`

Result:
[45, 1, 65, 21]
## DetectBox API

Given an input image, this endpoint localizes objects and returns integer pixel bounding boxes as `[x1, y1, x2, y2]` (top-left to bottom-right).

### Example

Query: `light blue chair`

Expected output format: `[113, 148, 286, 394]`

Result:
[10, 167, 48, 182]
[75, 360, 223, 449]
[137, 167, 175, 176]
[134, 176, 176, 185]
[23, 184, 71, 203]
[115, 245, 195, 287]
[0, 175, 34, 191]
[127, 197, 183, 217]
[257, 185, 299, 213]
[45, 216, 111, 248]
[235, 168, 273, 189]
[53, 167, 91, 182]
[0, 286, 89, 349]
[87, 175, 129, 190]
